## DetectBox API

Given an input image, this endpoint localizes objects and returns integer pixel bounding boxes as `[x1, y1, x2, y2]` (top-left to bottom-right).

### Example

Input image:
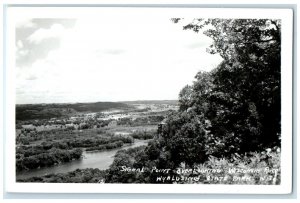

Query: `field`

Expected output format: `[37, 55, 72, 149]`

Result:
[16, 101, 178, 176]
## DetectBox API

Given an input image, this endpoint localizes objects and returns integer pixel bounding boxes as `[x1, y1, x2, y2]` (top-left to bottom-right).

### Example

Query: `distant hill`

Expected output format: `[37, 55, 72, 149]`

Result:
[16, 102, 131, 121]
[122, 100, 178, 105]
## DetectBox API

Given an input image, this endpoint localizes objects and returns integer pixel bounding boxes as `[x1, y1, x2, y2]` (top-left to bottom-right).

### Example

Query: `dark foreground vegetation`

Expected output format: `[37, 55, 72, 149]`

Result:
[19, 145, 280, 184]
[17, 168, 106, 183]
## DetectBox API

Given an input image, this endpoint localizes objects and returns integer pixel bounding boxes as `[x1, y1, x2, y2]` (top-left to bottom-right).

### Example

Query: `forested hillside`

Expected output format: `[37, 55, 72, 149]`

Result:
[16, 102, 131, 120]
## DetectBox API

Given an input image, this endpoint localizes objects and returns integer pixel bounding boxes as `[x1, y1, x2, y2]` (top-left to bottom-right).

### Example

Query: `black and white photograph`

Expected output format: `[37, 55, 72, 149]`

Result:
[4, 6, 293, 194]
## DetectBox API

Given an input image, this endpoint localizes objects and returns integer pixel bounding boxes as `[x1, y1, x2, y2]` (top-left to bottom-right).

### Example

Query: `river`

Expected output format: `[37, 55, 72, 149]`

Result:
[16, 139, 150, 180]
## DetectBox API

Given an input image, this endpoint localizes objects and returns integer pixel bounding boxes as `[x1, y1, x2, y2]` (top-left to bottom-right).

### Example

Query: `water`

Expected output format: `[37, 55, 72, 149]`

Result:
[16, 139, 150, 180]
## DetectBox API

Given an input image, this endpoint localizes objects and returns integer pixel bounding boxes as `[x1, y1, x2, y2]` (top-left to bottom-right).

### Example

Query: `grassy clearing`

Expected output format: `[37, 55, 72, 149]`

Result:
[100, 125, 158, 134]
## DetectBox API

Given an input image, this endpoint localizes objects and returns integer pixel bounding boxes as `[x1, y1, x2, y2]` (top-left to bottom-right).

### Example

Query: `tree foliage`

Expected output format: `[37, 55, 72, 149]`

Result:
[163, 18, 281, 163]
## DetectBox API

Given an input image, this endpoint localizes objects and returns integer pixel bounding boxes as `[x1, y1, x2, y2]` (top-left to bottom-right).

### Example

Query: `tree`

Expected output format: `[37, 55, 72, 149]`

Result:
[105, 152, 136, 183]
[170, 18, 281, 155]
[159, 110, 208, 167]
[178, 85, 193, 111]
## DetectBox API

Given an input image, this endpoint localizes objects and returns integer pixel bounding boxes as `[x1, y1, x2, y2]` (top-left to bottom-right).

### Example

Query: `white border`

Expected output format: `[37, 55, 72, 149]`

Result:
[4, 7, 293, 194]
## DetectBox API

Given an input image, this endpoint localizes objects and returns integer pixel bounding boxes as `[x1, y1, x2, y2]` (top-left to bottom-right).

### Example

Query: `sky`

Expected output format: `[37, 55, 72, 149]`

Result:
[15, 15, 223, 104]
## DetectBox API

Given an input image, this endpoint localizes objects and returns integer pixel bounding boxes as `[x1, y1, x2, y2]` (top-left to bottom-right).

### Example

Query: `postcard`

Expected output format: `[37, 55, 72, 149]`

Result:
[4, 6, 293, 194]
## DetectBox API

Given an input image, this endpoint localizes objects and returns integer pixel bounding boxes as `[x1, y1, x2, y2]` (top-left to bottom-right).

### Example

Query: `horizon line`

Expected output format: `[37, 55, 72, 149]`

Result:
[16, 99, 179, 105]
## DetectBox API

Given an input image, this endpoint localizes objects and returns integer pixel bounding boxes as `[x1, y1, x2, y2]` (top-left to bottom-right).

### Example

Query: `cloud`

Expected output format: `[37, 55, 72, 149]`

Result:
[16, 20, 76, 67]
[27, 24, 66, 44]
[18, 49, 29, 57]
[16, 16, 223, 104]
[16, 19, 36, 28]
[26, 75, 37, 80]
[16, 40, 29, 60]
[103, 49, 126, 55]
[16, 40, 23, 49]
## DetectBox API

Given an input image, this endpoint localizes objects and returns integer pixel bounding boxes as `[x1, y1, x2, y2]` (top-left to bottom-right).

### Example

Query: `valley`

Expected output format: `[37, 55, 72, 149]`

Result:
[15, 100, 178, 180]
